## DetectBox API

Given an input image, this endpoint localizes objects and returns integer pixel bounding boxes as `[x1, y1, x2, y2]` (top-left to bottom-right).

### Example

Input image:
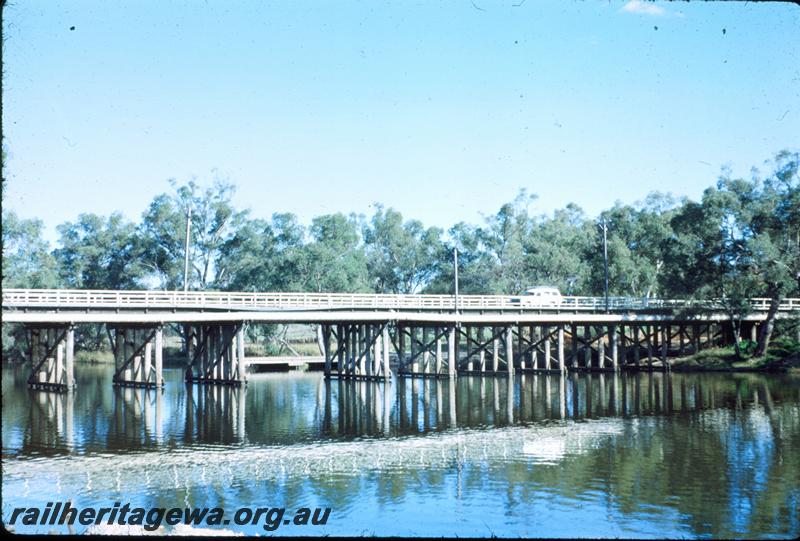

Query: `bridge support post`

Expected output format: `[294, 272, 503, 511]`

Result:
[383, 325, 391, 380]
[570, 324, 578, 370]
[505, 327, 514, 375]
[111, 325, 164, 388]
[329, 322, 392, 381]
[597, 327, 605, 369]
[27, 325, 76, 392]
[557, 325, 565, 373]
[448, 326, 457, 378]
[583, 326, 592, 368]
[544, 326, 552, 370]
[322, 325, 332, 377]
[186, 323, 247, 385]
[478, 327, 486, 373]
[610, 325, 618, 372]
[492, 332, 500, 372]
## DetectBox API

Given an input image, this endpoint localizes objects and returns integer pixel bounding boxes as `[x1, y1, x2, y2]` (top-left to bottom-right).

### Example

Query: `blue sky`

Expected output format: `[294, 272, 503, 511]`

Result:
[3, 0, 799, 243]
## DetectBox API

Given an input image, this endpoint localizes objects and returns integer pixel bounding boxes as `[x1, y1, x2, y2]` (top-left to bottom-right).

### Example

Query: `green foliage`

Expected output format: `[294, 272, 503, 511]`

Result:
[363, 205, 443, 293]
[590, 193, 680, 297]
[54, 212, 144, 289]
[2, 209, 59, 288]
[300, 213, 370, 293]
[139, 175, 248, 290]
[3, 149, 799, 358]
[526, 203, 594, 295]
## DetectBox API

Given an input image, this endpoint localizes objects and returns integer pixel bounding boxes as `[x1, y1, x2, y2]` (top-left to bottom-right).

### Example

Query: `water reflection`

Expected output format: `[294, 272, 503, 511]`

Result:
[4, 369, 800, 454]
[184, 384, 246, 445]
[2, 366, 799, 538]
[26, 390, 75, 453]
[109, 387, 163, 449]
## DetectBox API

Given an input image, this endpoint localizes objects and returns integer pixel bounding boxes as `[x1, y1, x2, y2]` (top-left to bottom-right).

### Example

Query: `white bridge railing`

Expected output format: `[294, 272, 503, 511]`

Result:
[2, 289, 799, 313]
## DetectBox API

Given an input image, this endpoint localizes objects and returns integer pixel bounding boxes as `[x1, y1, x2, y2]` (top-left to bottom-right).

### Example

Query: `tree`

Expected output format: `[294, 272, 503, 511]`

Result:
[139, 176, 248, 290]
[424, 221, 499, 294]
[2, 210, 60, 362]
[52, 212, 144, 351]
[525, 203, 594, 295]
[480, 190, 535, 294]
[299, 213, 369, 293]
[589, 194, 678, 298]
[742, 151, 800, 355]
[664, 151, 800, 356]
[363, 205, 443, 294]
[2, 209, 59, 289]
[54, 213, 144, 289]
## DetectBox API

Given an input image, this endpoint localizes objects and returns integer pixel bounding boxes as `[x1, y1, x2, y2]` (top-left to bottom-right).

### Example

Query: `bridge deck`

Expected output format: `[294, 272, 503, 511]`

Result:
[2, 288, 798, 326]
[0, 309, 779, 325]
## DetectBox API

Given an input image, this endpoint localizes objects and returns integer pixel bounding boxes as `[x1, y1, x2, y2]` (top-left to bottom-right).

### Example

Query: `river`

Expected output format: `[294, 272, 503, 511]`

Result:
[2, 365, 799, 537]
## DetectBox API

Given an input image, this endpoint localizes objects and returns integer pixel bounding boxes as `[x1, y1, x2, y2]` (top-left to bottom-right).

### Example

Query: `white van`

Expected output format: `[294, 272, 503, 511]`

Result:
[516, 286, 563, 307]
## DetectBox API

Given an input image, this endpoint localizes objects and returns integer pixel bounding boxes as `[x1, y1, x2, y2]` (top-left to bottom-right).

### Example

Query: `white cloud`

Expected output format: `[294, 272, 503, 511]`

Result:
[620, 0, 666, 16]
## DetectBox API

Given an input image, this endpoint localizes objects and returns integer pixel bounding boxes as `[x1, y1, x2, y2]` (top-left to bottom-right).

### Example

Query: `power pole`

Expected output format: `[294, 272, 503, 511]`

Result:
[183, 208, 192, 292]
[601, 217, 609, 313]
[453, 247, 459, 317]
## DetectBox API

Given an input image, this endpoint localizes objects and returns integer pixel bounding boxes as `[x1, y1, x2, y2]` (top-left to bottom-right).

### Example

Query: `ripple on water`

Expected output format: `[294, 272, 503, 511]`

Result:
[2, 418, 628, 501]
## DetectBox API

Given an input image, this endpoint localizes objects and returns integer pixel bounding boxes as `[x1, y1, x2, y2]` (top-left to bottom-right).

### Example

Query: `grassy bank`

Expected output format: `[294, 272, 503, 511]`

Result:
[670, 338, 800, 373]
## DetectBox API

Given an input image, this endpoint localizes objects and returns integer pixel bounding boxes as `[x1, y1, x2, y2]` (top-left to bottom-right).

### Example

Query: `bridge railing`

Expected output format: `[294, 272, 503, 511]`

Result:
[2, 289, 799, 313]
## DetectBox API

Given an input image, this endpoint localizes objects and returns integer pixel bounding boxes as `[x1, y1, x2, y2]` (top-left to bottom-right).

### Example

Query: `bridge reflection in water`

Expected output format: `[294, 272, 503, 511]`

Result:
[9, 370, 788, 454]
[4, 367, 798, 538]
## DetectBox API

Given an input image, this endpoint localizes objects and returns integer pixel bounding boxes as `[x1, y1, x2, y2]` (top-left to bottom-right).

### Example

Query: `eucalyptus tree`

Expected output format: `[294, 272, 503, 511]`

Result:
[299, 213, 370, 293]
[479, 190, 536, 294]
[53, 212, 144, 350]
[2, 209, 59, 289]
[214, 212, 308, 352]
[735, 151, 800, 355]
[363, 205, 443, 294]
[524, 203, 593, 295]
[214, 217, 281, 291]
[664, 151, 800, 356]
[1, 210, 60, 361]
[139, 177, 248, 290]
[54, 212, 144, 290]
[590, 193, 679, 298]
[424, 221, 499, 294]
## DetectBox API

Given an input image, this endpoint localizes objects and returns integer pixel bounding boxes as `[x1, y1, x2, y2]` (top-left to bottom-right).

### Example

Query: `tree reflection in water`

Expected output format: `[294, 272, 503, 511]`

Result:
[2, 366, 798, 538]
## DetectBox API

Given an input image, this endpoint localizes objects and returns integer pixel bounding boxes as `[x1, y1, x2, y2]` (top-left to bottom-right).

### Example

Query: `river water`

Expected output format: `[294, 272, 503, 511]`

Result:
[2, 365, 799, 538]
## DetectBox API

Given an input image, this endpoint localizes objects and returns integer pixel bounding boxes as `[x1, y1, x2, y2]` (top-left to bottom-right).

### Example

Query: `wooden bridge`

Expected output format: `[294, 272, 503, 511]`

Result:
[2, 288, 798, 392]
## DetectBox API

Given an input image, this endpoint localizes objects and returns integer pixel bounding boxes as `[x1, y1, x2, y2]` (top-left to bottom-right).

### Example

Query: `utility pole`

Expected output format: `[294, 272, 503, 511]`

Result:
[183, 208, 192, 292]
[600, 217, 609, 313]
[453, 247, 460, 317]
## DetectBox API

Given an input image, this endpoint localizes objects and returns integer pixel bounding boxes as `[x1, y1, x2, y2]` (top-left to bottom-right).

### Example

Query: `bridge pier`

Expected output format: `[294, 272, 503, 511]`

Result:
[27, 324, 75, 392]
[185, 323, 247, 385]
[515, 324, 565, 373]
[397, 324, 454, 378]
[458, 325, 513, 376]
[325, 322, 391, 381]
[111, 325, 164, 388]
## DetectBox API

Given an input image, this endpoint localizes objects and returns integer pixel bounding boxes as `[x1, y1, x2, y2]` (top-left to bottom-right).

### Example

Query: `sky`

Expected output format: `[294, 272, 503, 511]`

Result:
[3, 0, 799, 244]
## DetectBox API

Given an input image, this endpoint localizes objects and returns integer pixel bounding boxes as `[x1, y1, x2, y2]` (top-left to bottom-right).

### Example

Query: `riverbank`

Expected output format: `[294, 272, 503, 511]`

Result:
[669, 339, 800, 373]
